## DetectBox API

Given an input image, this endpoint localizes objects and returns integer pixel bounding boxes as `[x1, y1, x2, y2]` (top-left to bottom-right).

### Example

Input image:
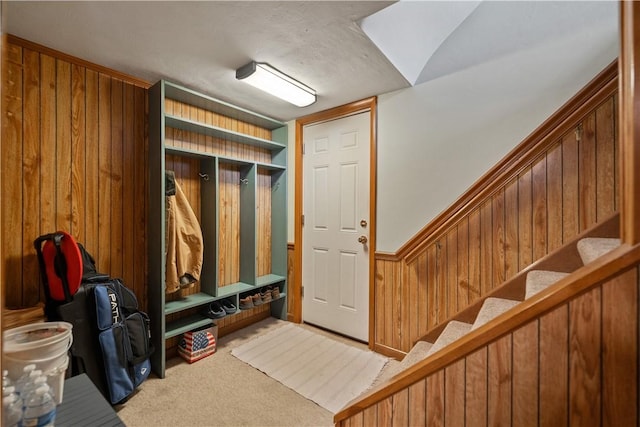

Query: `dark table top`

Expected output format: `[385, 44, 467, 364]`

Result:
[56, 374, 125, 426]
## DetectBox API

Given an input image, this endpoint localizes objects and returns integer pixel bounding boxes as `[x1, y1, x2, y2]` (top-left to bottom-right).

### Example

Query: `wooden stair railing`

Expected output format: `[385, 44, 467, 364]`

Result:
[416, 213, 619, 344]
[335, 212, 640, 425]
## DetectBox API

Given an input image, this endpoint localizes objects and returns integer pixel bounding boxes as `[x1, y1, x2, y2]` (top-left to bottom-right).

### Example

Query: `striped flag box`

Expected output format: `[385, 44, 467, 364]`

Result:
[178, 326, 218, 363]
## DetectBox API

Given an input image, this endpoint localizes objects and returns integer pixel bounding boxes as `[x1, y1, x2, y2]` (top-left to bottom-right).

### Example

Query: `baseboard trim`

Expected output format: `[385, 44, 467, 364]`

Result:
[373, 343, 406, 361]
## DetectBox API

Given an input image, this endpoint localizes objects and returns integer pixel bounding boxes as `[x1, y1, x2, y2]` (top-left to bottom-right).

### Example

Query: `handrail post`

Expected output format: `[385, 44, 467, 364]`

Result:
[619, 1, 640, 245]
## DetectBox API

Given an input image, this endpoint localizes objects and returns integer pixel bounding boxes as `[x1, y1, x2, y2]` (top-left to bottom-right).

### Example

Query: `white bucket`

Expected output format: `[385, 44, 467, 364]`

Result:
[46, 354, 69, 405]
[3, 321, 73, 403]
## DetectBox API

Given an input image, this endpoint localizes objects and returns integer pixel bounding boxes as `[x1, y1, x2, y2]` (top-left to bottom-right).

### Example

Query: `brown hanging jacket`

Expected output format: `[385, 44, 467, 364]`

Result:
[165, 171, 204, 294]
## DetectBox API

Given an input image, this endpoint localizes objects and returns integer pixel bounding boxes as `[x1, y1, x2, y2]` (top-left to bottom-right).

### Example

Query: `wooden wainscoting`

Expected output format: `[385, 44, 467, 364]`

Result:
[2, 35, 149, 310]
[340, 257, 639, 427]
[373, 62, 619, 355]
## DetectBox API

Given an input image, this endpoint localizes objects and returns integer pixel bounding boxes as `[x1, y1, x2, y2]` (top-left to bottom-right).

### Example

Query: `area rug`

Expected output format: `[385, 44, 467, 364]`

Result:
[231, 322, 388, 413]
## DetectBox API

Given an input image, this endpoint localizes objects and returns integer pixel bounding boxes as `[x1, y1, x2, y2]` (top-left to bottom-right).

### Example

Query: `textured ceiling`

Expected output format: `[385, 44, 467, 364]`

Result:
[3, 1, 619, 123]
[4, 1, 407, 122]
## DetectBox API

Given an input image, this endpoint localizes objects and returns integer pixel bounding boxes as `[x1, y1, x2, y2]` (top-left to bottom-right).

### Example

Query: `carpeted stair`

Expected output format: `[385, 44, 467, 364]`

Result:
[425, 320, 472, 356]
[379, 235, 622, 386]
[577, 237, 621, 264]
[471, 297, 519, 330]
[524, 270, 570, 299]
[373, 321, 472, 385]
[373, 341, 433, 385]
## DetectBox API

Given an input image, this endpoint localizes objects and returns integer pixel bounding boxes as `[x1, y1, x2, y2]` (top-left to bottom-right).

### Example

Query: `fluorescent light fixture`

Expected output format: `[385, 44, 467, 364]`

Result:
[236, 61, 316, 107]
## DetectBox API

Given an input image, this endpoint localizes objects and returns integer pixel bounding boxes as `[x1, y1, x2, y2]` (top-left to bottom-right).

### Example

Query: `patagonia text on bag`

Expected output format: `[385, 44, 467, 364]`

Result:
[94, 279, 152, 404]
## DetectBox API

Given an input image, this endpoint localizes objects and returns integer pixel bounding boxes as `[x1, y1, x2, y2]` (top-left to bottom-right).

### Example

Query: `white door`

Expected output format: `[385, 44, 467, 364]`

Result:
[302, 111, 370, 341]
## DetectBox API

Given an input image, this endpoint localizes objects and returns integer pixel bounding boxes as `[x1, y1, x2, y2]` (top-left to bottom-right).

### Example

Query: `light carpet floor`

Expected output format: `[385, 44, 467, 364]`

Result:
[116, 318, 337, 426]
[231, 322, 388, 414]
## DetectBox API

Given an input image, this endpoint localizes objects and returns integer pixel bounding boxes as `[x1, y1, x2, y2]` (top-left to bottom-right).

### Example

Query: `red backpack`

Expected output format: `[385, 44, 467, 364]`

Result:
[34, 231, 84, 302]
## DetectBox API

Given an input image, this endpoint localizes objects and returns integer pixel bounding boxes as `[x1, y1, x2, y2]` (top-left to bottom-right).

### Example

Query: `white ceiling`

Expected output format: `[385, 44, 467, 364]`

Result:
[4, 1, 407, 121]
[3, 1, 619, 122]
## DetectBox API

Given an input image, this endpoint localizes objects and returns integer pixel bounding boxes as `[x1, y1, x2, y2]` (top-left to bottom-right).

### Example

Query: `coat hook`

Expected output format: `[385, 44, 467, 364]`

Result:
[273, 182, 280, 191]
[198, 172, 210, 181]
[240, 178, 249, 185]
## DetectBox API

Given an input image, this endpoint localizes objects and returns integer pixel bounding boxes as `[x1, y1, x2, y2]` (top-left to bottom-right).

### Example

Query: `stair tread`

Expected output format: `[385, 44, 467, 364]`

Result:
[373, 341, 433, 386]
[426, 321, 472, 356]
[471, 297, 520, 330]
[405, 340, 434, 360]
[395, 341, 433, 373]
[525, 270, 570, 299]
[577, 237, 621, 265]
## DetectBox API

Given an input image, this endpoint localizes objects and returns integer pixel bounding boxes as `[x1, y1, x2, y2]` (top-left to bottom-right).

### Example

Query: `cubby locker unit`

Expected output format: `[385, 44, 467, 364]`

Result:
[149, 80, 288, 377]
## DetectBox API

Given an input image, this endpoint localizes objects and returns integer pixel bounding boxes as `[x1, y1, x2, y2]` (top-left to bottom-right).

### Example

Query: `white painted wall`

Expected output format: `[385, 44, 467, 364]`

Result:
[376, 24, 618, 252]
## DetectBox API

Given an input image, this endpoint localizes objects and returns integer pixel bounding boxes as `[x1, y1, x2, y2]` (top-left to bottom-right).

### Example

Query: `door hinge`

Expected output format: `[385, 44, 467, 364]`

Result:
[301, 214, 305, 226]
[302, 143, 305, 155]
[301, 286, 304, 297]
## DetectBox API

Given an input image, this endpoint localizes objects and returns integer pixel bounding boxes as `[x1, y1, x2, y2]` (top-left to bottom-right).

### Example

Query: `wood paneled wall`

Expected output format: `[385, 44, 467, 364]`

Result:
[340, 261, 639, 427]
[1, 37, 279, 339]
[2, 37, 148, 309]
[374, 74, 619, 355]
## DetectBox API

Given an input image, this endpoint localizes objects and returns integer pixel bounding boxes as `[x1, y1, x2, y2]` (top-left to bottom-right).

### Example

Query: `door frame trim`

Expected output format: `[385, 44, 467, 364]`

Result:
[293, 97, 377, 348]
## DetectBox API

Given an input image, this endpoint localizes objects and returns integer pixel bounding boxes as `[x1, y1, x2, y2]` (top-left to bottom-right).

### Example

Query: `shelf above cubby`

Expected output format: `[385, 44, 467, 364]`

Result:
[217, 156, 256, 167]
[162, 150, 286, 171]
[165, 292, 217, 315]
[165, 145, 216, 159]
[165, 115, 286, 152]
[217, 282, 255, 298]
[164, 81, 285, 131]
[255, 161, 286, 172]
[165, 314, 213, 339]
[256, 274, 286, 287]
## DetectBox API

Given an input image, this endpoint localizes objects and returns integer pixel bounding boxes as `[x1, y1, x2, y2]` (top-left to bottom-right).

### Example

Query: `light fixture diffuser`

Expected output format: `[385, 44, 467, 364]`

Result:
[236, 61, 316, 107]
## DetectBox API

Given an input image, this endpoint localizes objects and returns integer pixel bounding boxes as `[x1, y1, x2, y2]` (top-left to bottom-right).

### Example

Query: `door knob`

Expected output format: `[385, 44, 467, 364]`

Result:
[358, 235, 368, 244]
